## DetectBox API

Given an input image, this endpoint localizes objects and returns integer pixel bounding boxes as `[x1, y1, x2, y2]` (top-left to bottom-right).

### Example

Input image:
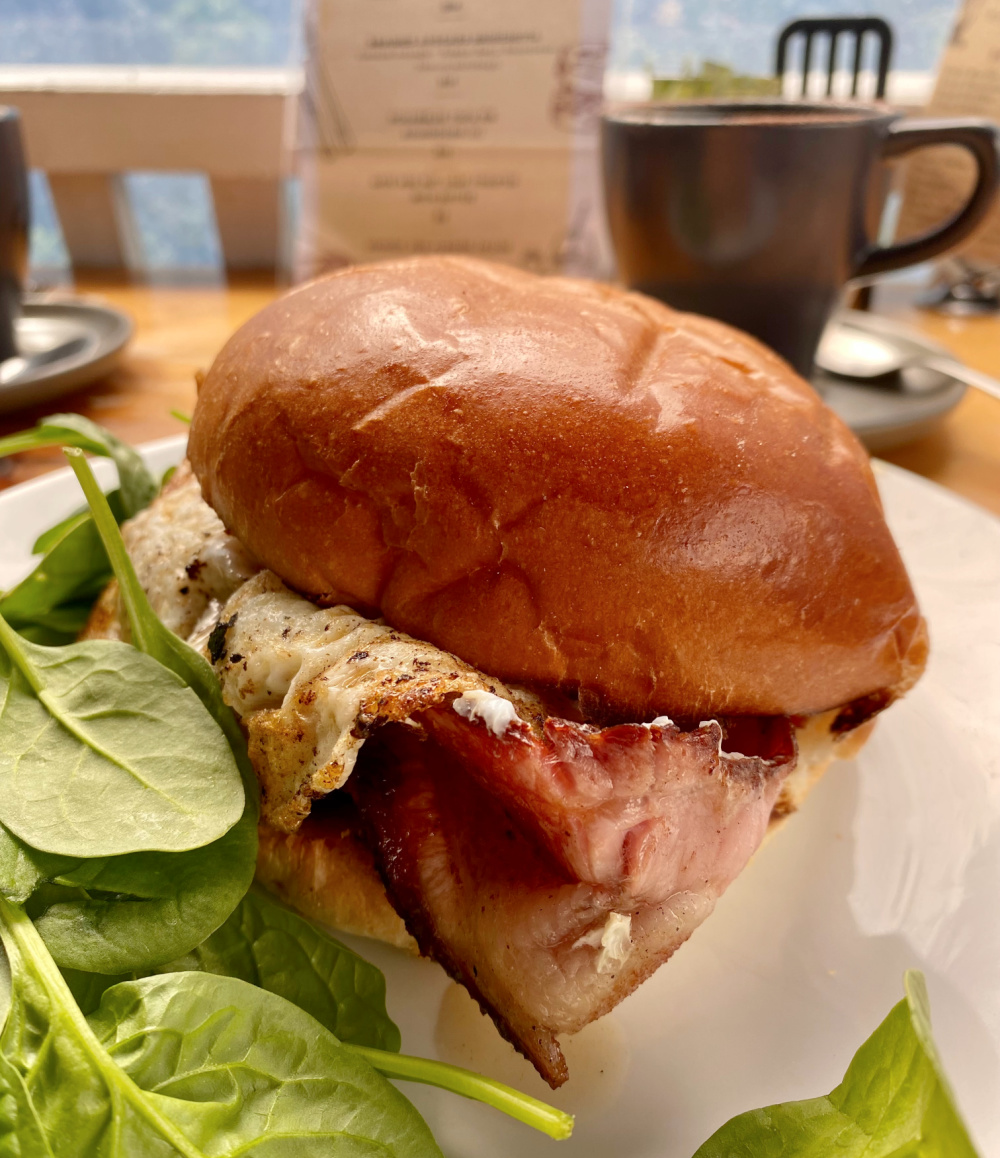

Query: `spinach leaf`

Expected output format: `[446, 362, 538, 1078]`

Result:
[0, 419, 155, 642]
[0, 413, 156, 517]
[692, 970, 979, 1158]
[2, 496, 119, 616]
[43, 882, 398, 1036]
[0, 938, 9, 1030]
[162, 885, 402, 1051]
[29, 810, 257, 974]
[95, 972, 443, 1156]
[0, 822, 73, 903]
[0, 893, 209, 1158]
[50, 880, 576, 1140]
[32, 503, 101, 555]
[0, 614, 244, 858]
[11, 602, 102, 646]
[0, 492, 127, 646]
[0, 807, 257, 977]
[3, 837, 571, 1144]
[0, 892, 444, 1157]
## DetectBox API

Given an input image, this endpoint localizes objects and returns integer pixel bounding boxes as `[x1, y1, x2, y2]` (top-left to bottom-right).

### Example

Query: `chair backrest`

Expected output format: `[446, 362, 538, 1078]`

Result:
[775, 17, 894, 100]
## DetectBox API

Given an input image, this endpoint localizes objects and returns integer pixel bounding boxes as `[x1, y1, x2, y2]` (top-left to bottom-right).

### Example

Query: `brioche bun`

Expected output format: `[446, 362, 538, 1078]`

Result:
[188, 256, 925, 720]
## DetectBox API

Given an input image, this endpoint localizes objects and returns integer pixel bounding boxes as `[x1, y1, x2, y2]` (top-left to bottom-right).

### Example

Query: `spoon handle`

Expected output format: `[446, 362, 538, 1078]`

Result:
[925, 356, 1000, 404]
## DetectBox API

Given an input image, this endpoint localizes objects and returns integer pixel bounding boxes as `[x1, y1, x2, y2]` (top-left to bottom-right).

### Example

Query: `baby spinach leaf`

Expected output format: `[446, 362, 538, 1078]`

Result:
[0, 892, 444, 1157]
[0, 938, 9, 1031]
[32, 504, 97, 555]
[0, 415, 153, 644]
[0, 615, 244, 858]
[0, 414, 110, 455]
[2, 499, 118, 616]
[0, 805, 256, 976]
[94, 972, 444, 1157]
[30, 810, 257, 974]
[162, 885, 402, 1051]
[7, 856, 573, 1143]
[0, 493, 126, 645]
[0, 413, 156, 517]
[11, 602, 101, 646]
[0, 821, 74, 904]
[692, 970, 979, 1158]
[31, 488, 125, 556]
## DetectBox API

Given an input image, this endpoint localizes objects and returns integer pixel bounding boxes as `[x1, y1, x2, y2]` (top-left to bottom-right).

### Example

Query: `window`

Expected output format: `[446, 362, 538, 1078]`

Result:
[2, 0, 961, 280]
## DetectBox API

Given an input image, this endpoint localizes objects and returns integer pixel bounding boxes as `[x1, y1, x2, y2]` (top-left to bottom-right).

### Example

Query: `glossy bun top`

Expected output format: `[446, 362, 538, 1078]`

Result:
[189, 256, 926, 719]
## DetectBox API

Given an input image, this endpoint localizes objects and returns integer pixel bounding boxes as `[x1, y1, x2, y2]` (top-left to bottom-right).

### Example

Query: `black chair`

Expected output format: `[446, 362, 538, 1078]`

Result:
[775, 17, 893, 100]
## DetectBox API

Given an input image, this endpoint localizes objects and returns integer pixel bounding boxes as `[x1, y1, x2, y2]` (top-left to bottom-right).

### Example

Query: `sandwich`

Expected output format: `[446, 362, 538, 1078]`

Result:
[84, 255, 927, 1087]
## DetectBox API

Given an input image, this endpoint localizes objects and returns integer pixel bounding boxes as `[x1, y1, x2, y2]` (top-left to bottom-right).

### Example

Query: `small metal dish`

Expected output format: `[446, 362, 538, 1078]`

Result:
[0, 295, 133, 415]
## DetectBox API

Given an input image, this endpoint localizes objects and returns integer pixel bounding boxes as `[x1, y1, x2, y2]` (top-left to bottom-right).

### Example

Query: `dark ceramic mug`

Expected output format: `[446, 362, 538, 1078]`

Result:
[0, 107, 29, 364]
[602, 102, 1000, 375]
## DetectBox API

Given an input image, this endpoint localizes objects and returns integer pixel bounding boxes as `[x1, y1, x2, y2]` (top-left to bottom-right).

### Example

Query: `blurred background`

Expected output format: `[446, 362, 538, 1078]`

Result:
[2, 0, 961, 283]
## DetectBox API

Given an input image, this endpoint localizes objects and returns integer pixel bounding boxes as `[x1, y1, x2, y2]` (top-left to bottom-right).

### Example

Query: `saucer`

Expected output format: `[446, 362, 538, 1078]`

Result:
[0, 296, 133, 415]
[814, 310, 967, 453]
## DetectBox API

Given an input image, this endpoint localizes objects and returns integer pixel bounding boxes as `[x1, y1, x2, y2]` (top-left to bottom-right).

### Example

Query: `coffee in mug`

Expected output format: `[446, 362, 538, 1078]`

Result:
[602, 102, 1000, 376]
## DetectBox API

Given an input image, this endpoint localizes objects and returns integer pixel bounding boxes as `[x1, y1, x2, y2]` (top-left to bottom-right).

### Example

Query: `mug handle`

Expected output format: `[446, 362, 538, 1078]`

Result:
[854, 118, 1000, 279]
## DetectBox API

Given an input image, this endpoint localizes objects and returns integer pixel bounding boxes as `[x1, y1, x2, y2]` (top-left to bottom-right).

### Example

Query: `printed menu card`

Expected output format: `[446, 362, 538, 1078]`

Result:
[297, 0, 612, 278]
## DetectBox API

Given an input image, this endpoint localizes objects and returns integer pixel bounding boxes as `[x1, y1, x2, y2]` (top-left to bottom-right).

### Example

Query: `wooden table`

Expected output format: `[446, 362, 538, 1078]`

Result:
[2, 275, 1000, 517]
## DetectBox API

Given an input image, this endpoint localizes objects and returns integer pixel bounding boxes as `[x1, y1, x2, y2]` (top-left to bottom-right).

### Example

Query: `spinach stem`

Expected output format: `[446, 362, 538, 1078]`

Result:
[65, 450, 157, 656]
[0, 894, 208, 1158]
[0, 610, 44, 694]
[67, 448, 259, 815]
[0, 431, 104, 458]
[347, 1044, 575, 1140]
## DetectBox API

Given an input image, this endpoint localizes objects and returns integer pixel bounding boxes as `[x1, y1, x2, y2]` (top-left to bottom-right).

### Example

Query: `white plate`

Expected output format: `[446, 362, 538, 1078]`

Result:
[2, 435, 999, 1157]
